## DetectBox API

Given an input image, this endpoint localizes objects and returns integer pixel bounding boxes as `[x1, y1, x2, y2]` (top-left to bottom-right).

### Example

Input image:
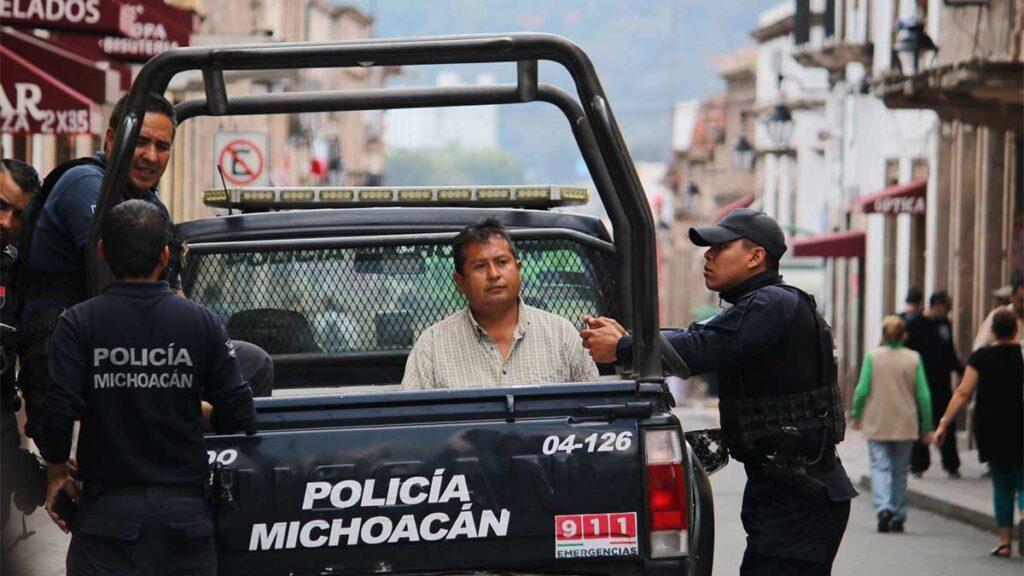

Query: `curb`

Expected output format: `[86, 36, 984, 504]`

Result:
[856, 475, 997, 535]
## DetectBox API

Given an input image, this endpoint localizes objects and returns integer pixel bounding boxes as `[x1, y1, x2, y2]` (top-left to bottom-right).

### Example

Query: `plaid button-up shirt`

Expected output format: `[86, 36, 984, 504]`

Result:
[400, 302, 600, 390]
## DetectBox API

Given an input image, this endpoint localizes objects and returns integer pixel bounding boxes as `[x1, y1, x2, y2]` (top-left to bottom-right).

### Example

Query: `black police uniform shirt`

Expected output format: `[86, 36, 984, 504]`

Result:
[21, 152, 179, 321]
[41, 282, 254, 487]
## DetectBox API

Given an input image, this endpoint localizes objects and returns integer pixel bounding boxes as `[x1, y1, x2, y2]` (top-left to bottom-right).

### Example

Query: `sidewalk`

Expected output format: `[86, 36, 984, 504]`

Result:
[838, 426, 996, 533]
[675, 400, 997, 534]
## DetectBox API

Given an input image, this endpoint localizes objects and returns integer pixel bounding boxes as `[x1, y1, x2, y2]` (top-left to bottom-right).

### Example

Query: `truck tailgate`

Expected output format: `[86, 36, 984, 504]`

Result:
[209, 415, 648, 575]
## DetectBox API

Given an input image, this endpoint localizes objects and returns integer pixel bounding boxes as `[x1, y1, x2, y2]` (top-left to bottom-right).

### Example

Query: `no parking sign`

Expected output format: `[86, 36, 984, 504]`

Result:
[213, 131, 269, 187]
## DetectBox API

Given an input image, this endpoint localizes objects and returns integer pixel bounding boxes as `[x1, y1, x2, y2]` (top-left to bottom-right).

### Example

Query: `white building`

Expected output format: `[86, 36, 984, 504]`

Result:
[384, 72, 499, 150]
[751, 1, 833, 304]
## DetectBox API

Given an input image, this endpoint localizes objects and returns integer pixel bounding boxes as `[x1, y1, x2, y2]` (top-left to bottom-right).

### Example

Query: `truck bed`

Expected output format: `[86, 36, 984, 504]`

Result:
[207, 381, 680, 575]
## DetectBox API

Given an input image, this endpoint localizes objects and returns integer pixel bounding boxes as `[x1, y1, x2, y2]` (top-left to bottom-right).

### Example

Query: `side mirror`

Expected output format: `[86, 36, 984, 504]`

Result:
[684, 428, 729, 476]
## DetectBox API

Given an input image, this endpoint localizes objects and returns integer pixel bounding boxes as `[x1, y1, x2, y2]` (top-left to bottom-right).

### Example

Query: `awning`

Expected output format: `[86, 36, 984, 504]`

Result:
[56, 1, 195, 63]
[857, 180, 926, 215]
[791, 230, 865, 259]
[0, 27, 117, 104]
[713, 194, 755, 221]
[0, 44, 101, 135]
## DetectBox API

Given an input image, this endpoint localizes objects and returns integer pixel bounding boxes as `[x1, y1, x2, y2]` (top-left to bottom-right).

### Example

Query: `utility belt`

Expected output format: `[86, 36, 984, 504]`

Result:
[83, 482, 208, 499]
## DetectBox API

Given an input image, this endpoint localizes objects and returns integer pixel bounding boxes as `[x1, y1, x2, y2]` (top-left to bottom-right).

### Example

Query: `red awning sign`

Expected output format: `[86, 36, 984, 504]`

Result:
[857, 180, 926, 215]
[50, 1, 195, 63]
[0, 0, 131, 35]
[0, 27, 117, 104]
[0, 44, 99, 134]
[790, 230, 866, 259]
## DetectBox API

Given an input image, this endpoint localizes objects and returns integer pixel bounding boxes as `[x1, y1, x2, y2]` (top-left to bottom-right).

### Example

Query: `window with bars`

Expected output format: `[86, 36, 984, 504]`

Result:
[184, 238, 618, 359]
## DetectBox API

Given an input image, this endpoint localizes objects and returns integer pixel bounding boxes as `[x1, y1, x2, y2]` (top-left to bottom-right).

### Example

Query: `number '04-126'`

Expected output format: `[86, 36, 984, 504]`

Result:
[541, 431, 633, 455]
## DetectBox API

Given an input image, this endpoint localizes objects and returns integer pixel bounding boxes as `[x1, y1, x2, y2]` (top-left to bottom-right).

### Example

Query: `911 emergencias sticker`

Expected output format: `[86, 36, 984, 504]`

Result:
[554, 512, 638, 559]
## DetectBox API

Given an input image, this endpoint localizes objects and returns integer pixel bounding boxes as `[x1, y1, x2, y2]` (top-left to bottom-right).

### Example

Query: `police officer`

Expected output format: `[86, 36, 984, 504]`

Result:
[581, 208, 856, 575]
[0, 158, 43, 533]
[18, 93, 272, 443]
[41, 200, 255, 575]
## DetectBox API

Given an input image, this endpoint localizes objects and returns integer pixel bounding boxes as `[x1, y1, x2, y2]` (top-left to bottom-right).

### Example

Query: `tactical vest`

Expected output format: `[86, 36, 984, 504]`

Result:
[717, 286, 845, 463]
[15, 157, 105, 356]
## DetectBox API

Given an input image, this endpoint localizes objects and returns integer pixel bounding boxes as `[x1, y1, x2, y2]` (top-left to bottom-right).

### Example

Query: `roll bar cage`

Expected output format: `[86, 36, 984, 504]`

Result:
[90, 32, 663, 381]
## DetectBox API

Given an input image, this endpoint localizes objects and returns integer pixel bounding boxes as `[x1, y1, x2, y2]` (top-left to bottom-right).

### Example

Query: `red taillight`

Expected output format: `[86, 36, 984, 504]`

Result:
[645, 429, 689, 558]
[647, 463, 688, 530]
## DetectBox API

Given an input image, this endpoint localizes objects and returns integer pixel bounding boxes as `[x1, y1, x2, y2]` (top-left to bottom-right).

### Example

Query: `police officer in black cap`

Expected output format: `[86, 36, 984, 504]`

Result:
[40, 199, 255, 576]
[582, 208, 856, 575]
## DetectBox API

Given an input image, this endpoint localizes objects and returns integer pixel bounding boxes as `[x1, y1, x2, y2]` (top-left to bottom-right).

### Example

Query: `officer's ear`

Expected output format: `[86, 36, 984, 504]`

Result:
[747, 245, 766, 270]
[103, 127, 116, 157]
[453, 271, 466, 296]
[157, 245, 171, 270]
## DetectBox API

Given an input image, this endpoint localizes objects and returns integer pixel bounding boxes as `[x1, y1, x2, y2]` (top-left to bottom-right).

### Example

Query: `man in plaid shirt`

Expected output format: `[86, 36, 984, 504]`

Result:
[401, 218, 598, 390]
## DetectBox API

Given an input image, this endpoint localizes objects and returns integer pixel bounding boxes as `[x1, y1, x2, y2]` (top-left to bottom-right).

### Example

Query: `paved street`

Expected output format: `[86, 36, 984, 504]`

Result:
[678, 408, 1023, 576]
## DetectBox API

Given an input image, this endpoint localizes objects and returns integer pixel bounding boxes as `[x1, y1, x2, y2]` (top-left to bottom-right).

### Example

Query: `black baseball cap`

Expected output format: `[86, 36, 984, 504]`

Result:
[688, 208, 787, 259]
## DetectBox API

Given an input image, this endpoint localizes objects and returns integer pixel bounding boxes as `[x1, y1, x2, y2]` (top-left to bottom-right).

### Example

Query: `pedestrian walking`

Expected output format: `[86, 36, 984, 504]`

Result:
[906, 291, 963, 478]
[899, 286, 923, 321]
[41, 200, 256, 575]
[973, 282, 1023, 352]
[581, 208, 856, 575]
[934, 309, 1023, 558]
[851, 315, 933, 533]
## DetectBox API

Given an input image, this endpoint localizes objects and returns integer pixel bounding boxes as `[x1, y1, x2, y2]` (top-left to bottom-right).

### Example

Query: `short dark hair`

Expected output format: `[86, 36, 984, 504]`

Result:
[905, 287, 923, 306]
[740, 238, 780, 271]
[1, 158, 41, 196]
[108, 93, 177, 134]
[929, 291, 950, 308]
[991, 309, 1018, 339]
[452, 217, 518, 275]
[101, 200, 171, 279]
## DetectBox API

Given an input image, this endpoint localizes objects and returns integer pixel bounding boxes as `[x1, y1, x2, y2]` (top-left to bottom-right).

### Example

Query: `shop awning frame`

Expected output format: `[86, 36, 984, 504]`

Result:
[0, 44, 101, 135]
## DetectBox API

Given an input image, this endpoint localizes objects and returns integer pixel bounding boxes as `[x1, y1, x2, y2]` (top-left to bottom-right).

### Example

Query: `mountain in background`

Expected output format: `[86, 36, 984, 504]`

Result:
[343, 0, 776, 182]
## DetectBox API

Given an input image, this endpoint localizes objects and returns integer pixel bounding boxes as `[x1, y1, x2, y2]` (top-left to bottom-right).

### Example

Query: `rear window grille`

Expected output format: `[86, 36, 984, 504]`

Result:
[184, 239, 617, 356]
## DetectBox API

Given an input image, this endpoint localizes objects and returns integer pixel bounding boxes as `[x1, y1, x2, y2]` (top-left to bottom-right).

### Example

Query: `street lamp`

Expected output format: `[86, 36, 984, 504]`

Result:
[762, 103, 794, 148]
[731, 135, 756, 172]
[892, 16, 937, 75]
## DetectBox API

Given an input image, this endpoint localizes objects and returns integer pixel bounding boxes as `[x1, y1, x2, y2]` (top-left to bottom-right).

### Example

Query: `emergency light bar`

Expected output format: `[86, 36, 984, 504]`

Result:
[202, 185, 590, 210]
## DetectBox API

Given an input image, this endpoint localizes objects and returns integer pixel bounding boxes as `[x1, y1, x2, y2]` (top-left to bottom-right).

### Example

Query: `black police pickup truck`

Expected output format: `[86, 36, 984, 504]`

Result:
[91, 34, 728, 576]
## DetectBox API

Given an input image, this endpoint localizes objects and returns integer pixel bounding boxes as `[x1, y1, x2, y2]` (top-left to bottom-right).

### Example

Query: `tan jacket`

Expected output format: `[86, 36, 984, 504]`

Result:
[856, 345, 930, 441]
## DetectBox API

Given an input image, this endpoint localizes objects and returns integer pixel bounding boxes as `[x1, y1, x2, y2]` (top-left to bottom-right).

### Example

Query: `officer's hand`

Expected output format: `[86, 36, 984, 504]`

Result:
[582, 315, 627, 335]
[580, 317, 627, 364]
[850, 419, 861, 430]
[45, 463, 78, 534]
[201, 401, 214, 431]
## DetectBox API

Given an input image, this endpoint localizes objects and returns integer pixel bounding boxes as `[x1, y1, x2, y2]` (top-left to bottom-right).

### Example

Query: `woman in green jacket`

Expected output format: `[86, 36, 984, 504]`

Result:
[851, 315, 933, 533]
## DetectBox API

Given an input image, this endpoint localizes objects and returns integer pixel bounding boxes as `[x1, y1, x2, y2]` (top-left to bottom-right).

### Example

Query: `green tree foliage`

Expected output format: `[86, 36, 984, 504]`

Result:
[384, 146, 526, 186]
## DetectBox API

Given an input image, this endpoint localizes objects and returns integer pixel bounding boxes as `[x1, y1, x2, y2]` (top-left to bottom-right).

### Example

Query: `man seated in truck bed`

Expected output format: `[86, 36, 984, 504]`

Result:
[401, 218, 598, 389]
